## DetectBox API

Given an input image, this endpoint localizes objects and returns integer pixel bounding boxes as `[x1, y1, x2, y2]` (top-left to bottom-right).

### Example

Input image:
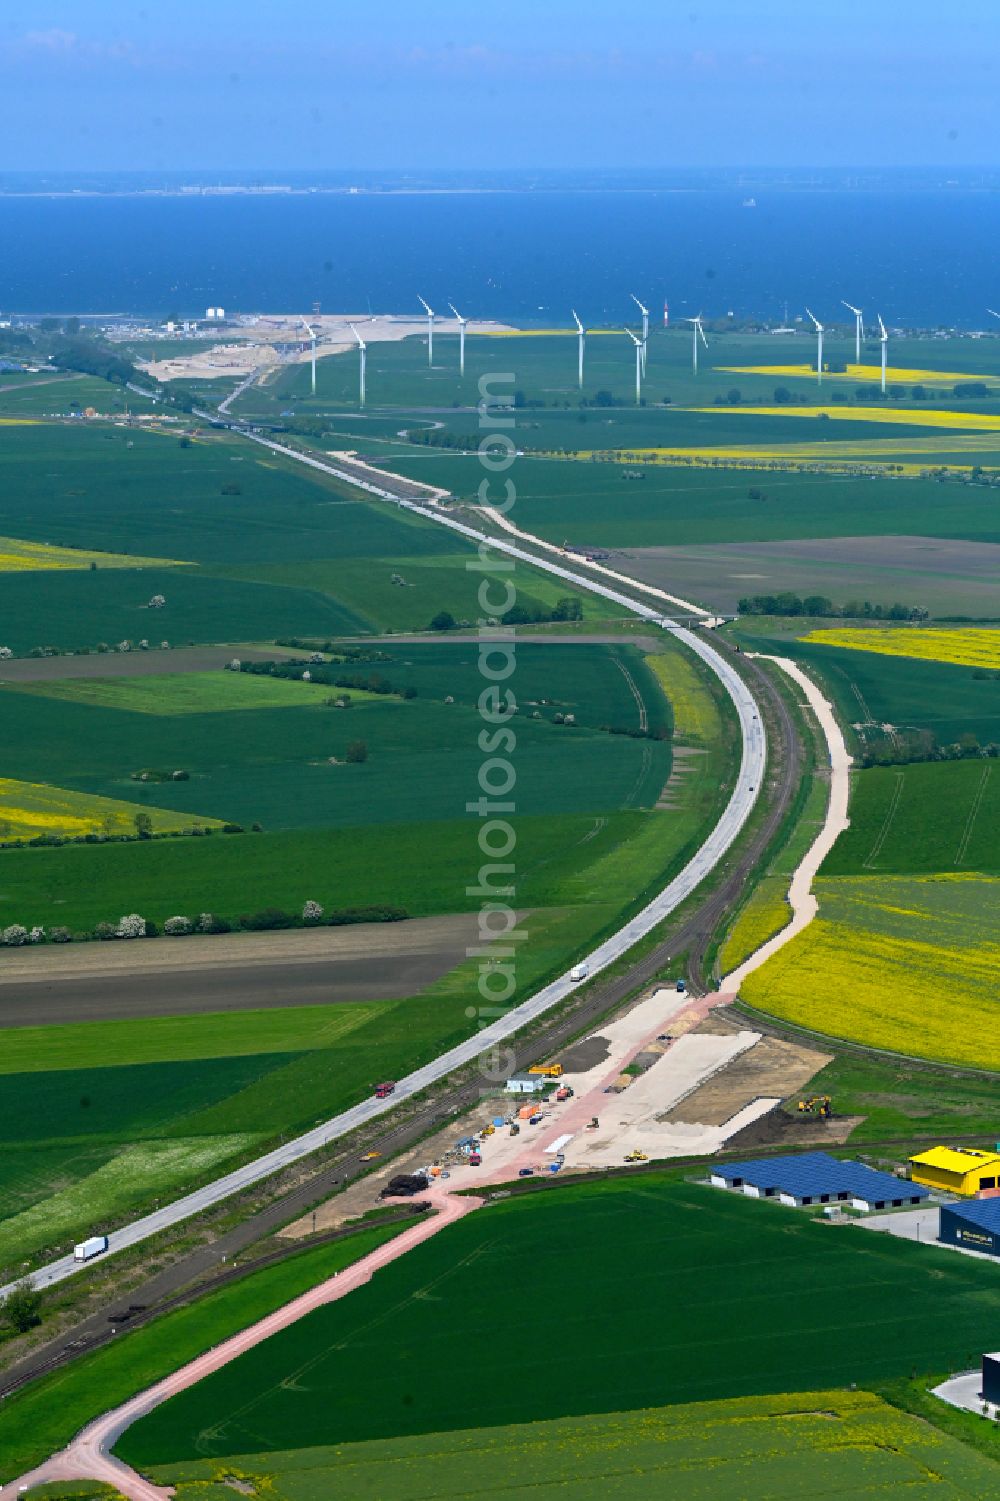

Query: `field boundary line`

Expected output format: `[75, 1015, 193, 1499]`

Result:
[954, 763, 991, 867]
[864, 770, 904, 869]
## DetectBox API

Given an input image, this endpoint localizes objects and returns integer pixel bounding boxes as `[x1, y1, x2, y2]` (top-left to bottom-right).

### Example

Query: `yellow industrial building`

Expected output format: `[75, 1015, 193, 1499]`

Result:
[909, 1146, 1000, 1197]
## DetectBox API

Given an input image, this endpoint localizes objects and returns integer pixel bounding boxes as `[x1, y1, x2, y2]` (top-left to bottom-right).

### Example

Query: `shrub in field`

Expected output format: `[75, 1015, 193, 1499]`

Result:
[116, 913, 147, 940]
[2, 924, 28, 946]
[94, 921, 117, 941]
[29, 926, 44, 943]
[164, 916, 193, 936]
[0, 646, 11, 660]
[237, 908, 295, 932]
[302, 900, 324, 924]
[49, 926, 72, 943]
[346, 740, 369, 764]
[196, 912, 230, 934]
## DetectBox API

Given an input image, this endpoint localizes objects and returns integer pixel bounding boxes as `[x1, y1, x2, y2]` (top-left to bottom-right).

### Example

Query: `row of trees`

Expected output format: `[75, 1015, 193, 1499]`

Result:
[429, 597, 584, 631]
[860, 729, 1000, 767]
[0, 902, 410, 948]
[737, 593, 929, 621]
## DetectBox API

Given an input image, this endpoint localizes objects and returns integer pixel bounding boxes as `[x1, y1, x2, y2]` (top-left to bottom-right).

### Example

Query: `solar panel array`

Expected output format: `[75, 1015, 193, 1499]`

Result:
[717, 1151, 929, 1203]
[944, 1197, 1000, 1232]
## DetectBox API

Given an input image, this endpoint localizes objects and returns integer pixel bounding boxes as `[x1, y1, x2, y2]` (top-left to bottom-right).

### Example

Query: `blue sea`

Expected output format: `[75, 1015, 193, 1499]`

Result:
[1, 185, 999, 327]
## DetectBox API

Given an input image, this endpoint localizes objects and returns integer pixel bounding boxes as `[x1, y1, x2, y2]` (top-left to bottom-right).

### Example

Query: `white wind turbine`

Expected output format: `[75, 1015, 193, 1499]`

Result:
[302, 318, 317, 395]
[684, 315, 708, 375]
[417, 296, 435, 365]
[625, 329, 643, 404]
[988, 308, 1000, 321]
[448, 302, 467, 376]
[631, 294, 650, 374]
[572, 309, 585, 388]
[877, 314, 888, 394]
[805, 307, 824, 383]
[841, 300, 864, 364]
[349, 322, 367, 407]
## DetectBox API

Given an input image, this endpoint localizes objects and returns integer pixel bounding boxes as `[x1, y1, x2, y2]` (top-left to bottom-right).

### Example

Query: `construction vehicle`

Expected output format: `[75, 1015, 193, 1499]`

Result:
[374, 1081, 396, 1099]
[380, 1173, 429, 1199]
[360, 1151, 381, 1162]
[469, 1151, 482, 1166]
[797, 1095, 833, 1117]
[528, 1062, 564, 1078]
[509, 1123, 521, 1137]
[586, 1116, 600, 1130]
[555, 1086, 574, 1101]
[625, 1149, 649, 1163]
[528, 1113, 543, 1125]
[481, 1123, 496, 1137]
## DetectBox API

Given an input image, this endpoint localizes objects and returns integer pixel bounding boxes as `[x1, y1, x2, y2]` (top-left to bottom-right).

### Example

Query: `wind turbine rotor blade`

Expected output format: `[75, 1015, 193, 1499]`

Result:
[988, 308, 1000, 320]
[877, 314, 887, 339]
[417, 296, 433, 317]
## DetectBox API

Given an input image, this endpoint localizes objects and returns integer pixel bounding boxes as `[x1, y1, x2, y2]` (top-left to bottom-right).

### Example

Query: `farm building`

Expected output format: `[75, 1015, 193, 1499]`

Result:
[711, 1152, 929, 1212]
[909, 1146, 1000, 1197]
[505, 1073, 546, 1095]
[939, 1199, 1000, 1259]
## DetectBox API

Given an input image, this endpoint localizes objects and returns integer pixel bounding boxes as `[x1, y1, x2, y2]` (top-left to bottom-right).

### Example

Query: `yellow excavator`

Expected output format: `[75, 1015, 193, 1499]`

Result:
[625, 1149, 649, 1163]
[797, 1096, 832, 1117]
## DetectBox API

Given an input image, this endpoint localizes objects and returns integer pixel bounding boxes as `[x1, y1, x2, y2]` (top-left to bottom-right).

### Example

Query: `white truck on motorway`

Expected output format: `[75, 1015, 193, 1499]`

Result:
[73, 1235, 109, 1262]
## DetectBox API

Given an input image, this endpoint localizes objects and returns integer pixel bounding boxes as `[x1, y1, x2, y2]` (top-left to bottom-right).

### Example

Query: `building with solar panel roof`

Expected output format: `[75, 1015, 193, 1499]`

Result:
[710, 1151, 929, 1212]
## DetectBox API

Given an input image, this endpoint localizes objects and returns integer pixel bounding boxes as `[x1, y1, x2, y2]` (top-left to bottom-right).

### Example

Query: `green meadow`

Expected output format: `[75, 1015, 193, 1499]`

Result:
[149, 1392, 1000, 1501]
[733, 629, 1000, 747]
[118, 1176, 1000, 1464]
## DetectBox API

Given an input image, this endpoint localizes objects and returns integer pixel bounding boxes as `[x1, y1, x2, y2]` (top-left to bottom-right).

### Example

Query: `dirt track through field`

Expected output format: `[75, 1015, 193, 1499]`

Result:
[0, 914, 483, 1026]
[0, 1191, 480, 1501]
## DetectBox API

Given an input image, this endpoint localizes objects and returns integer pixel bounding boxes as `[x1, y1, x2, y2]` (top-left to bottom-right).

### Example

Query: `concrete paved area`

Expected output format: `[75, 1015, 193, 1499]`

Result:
[932, 1370, 997, 1420]
[856, 1204, 998, 1262]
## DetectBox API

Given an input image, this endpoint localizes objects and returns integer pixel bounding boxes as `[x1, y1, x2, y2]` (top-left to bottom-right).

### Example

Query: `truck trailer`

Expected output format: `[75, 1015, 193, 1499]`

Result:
[74, 1235, 109, 1262]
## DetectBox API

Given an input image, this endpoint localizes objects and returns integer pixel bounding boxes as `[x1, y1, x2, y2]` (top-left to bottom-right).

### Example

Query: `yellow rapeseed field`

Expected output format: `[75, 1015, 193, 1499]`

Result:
[0, 778, 222, 840]
[691, 404, 1000, 429]
[800, 626, 1000, 671]
[718, 875, 792, 972]
[740, 875, 1000, 1070]
[647, 648, 721, 744]
[718, 363, 1000, 385]
[0, 535, 188, 572]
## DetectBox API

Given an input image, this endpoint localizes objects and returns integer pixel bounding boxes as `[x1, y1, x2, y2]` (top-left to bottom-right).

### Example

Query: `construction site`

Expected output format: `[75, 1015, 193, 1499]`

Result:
[282, 984, 842, 1237]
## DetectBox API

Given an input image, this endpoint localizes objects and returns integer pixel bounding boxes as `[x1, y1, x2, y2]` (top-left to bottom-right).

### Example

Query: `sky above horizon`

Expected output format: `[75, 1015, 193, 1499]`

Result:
[3, 1, 998, 173]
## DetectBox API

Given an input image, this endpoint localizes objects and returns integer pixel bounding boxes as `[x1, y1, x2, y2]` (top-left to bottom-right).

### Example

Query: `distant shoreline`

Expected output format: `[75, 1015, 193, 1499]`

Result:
[3, 184, 1000, 201]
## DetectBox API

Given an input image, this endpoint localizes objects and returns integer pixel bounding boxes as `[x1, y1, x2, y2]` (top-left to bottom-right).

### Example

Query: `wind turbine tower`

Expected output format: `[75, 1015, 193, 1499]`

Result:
[301, 319, 318, 395]
[349, 323, 367, 407]
[877, 314, 888, 394]
[684, 315, 708, 375]
[572, 310, 585, 388]
[448, 303, 467, 376]
[805, 307, 824, 384]
[841, 300, 864, 364]
[625, 330, 643, 404]
[631, 294, 650, 374]
[418, 296, 435, 365]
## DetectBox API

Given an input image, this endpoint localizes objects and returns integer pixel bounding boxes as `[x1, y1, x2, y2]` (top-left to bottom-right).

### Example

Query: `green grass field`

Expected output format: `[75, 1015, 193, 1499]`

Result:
[147, 1390, 1000, 1500]
[0, 1222, 409, 1479]
[117, 1177, 1000, 1465]
[6, 670, 351, 715]
[0, 642, 672, 872]
[824, 760, 1000, 875]
[734, 630, 1000, 748]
